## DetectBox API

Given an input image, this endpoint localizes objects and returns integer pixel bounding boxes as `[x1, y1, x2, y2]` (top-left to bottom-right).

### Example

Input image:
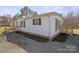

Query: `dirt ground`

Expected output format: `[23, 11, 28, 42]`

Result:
[0, 36, 26, 53]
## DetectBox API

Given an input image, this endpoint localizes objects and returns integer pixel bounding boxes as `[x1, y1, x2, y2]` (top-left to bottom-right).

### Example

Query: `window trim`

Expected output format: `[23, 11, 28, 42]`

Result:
[33, 18, 41, 25]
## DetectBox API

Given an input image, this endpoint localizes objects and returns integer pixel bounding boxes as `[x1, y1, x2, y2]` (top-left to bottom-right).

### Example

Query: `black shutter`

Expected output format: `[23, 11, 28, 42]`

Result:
[24, 21, 25, 27]
[55, 19, 57, 32]
[33, 19, 34, 25]
[39, 18, 41, 25]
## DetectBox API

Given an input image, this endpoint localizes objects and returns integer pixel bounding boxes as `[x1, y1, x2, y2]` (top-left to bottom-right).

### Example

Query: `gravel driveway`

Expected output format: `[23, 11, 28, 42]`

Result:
[7, 33, 79, 53]
[0, 36, 26, 53]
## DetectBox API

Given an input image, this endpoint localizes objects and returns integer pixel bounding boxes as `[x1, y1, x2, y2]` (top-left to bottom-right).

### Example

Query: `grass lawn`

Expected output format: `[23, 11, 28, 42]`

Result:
[63, 29, 79, 35]
[73, 29, 79, 35]
[0, 27, 6, 37]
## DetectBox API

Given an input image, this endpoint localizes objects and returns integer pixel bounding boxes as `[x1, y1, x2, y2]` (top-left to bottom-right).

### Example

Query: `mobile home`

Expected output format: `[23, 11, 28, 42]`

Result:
[11, 12, 63, 41]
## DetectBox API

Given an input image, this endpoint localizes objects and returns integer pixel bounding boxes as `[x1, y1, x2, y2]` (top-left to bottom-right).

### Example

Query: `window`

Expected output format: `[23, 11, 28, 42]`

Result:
[20, 21, 25, 27]
[33, 18, 41, 25]
[55, 19, 60, 31]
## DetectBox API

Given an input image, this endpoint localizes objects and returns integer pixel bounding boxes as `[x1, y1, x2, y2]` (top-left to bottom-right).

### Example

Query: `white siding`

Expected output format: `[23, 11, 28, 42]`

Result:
[20, 16, 50, 36]
[49, 16, 56, 37]
[14, 13, 63, 38]
[50, 15, 62, 37]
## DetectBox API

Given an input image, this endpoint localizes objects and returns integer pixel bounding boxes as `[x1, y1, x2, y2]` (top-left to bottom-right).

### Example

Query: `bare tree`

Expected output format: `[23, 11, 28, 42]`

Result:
[18, 6, 38, 18]
[63, 11, 74, 35]
[0, 15, 12, 26]
[12, 6, 38, 21]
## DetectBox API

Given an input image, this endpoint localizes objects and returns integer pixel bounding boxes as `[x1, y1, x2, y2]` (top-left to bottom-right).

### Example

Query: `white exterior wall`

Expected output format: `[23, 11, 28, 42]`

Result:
[13, 18, 24, 31]
[13, 13, 63, 38]
[50, 15, 63, 37]
[49, 16, 56, 37]
[20, 16, 50, 36]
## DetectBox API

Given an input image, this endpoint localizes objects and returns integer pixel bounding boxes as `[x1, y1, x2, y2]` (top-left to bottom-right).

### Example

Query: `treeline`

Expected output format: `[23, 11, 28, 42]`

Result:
[63, 11, 79, 29]
[0, 15, 12, 27]
[62, 11, 79, 34]
[13, 6, 37, 20]
[0, 6, 37, 27]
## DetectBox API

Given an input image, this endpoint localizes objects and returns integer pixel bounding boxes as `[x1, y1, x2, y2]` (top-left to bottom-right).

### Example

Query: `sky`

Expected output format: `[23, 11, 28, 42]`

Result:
[0, 6, 79, 16]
